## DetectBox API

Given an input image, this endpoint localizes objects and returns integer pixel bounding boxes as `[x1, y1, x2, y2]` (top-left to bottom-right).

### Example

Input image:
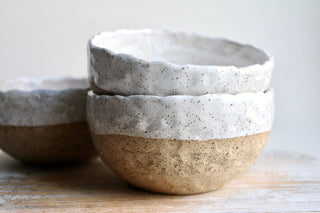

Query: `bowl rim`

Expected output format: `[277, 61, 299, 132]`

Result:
[0, 76, 89, 93]
[88, 88, 272, 99]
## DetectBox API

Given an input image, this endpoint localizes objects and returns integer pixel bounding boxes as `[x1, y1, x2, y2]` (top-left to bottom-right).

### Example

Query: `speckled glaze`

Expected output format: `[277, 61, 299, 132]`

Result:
[92, 132, 269, 195]
[88, 29, 273, 96]
[0, 77, 89, 126]
[0, 77, 97, 164]
[87, 90, 274, 140]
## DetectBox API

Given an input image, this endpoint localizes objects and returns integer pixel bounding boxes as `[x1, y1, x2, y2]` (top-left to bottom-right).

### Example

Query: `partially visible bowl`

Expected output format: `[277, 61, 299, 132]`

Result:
[0, 77, 97, 164]
[87, 89, 274, 194]
[88, 29, 273, 96]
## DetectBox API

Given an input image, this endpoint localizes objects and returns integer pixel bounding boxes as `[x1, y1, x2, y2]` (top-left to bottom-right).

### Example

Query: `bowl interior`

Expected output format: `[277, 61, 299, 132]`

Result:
[92, 30, 269, 67]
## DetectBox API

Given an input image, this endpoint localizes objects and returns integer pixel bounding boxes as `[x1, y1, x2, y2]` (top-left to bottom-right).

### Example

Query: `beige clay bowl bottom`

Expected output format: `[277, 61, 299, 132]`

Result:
[0, 122, 97, 164]
[92, 132, 269, 195]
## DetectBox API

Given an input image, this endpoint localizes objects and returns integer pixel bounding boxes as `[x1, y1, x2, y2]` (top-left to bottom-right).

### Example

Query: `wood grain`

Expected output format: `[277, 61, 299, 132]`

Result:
[0, 150, 319, 212]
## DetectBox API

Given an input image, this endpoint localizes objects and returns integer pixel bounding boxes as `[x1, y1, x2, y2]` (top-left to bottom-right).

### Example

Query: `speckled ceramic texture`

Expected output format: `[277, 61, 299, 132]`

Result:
[88, 29, 273, 96]
[0, 77, 89, 126]
[87, 90, 274, 141]
[92, 132, 269, 195]
[0, 77, 97, 164]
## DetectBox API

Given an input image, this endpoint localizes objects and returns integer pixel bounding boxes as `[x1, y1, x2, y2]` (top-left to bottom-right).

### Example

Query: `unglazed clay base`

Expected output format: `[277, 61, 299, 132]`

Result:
[0, 122, 97, 164]
[89, 29, 273, 96]
[92, 132, 269, 195]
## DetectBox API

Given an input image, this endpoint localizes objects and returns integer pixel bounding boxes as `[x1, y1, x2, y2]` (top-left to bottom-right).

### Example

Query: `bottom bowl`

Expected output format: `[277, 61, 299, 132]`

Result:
[87, 90, 274, 194]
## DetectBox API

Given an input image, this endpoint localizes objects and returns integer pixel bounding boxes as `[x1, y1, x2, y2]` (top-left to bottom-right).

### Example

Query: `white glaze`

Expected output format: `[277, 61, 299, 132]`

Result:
[89, 29, 273, 96]
[0, 77, 89, 126]
[87, 89, 274, 140]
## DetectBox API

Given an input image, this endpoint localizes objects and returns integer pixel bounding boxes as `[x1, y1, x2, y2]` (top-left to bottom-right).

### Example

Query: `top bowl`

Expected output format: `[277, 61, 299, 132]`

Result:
[88, 29, 273, 96]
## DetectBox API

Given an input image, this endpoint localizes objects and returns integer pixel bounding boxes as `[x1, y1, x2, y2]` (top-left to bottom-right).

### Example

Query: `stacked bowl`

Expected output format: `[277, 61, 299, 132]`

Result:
[87, 29, 274, 195]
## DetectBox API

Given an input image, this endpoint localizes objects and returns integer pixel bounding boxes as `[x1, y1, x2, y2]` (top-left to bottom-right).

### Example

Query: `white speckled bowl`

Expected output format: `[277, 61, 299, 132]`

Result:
[88, 29, 273, 96]
[87, 89, 274, 194]
[0, 77, 97, 164]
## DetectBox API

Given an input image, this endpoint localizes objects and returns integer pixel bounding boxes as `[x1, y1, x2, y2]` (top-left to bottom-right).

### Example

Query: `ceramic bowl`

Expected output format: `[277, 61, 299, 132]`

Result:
[87, 89, 274, 195]
[0, 77, 97, 164]
[88, 29, 273, 96]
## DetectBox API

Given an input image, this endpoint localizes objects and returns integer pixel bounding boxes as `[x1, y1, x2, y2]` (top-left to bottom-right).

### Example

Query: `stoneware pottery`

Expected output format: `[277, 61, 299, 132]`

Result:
[0, 77, 97, 164]
[88, 29, 273, 96]
[87, 89, 274, 195]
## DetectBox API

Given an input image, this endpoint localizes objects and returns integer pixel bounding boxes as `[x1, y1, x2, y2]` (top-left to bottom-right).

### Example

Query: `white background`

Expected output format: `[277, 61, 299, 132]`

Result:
[0, 0, 319, 156]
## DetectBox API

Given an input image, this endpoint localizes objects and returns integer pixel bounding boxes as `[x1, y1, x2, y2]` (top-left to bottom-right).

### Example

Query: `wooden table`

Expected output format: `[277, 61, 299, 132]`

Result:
[0, 150, 319, 212]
